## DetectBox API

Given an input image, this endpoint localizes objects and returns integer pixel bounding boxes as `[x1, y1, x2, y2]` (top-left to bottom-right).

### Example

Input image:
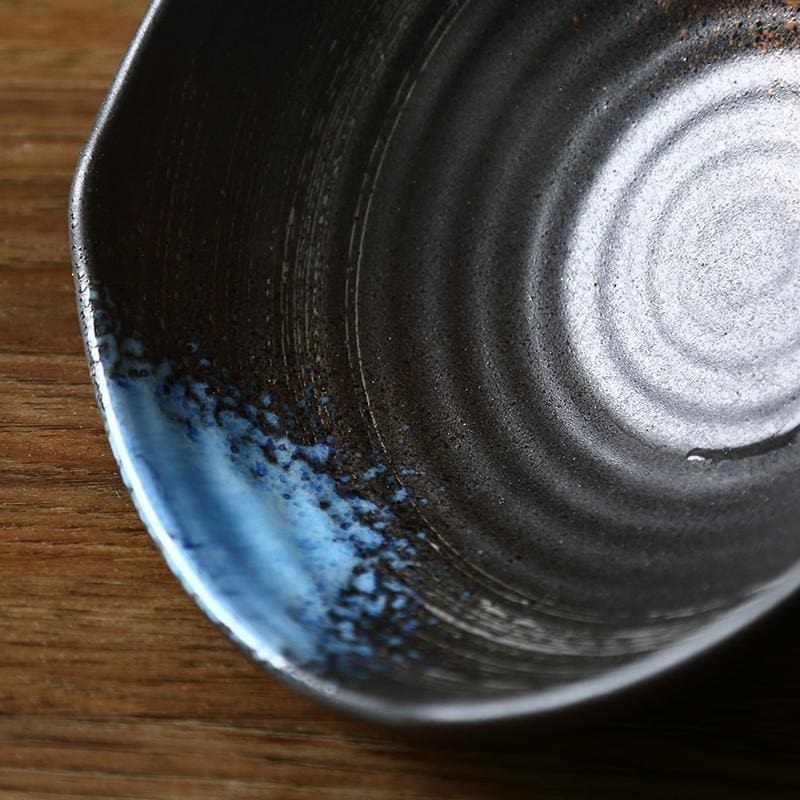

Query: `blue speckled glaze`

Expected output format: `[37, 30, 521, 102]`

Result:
[98, 333, 424, 670]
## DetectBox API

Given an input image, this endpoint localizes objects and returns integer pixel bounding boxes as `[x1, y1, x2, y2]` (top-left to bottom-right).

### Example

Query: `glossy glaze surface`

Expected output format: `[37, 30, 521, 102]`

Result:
[72, 0, 800, 723]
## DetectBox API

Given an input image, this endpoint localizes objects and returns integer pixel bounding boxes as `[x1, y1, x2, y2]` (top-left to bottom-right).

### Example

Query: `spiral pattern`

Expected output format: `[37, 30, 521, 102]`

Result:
[563, 53, 800, 454]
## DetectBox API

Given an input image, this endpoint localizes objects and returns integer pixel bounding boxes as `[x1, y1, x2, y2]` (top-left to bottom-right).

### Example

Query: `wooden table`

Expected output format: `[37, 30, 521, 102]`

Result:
[1, 1, 799, 797]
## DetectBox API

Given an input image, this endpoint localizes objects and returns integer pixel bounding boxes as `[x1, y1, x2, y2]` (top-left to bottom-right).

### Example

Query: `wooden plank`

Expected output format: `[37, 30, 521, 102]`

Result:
[1, 0, 799, 797]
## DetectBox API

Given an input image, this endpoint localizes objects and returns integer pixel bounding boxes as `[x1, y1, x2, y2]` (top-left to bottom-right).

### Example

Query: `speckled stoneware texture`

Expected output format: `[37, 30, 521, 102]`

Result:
[72, 0, 800, 724]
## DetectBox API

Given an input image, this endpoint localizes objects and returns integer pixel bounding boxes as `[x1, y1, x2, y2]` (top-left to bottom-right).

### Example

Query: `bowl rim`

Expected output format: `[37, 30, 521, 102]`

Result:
[69, 0, 800, 726]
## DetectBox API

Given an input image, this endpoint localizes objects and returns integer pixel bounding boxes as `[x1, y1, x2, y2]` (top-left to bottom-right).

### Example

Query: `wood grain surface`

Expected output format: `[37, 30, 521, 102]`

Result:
[1, 1, 800, 797]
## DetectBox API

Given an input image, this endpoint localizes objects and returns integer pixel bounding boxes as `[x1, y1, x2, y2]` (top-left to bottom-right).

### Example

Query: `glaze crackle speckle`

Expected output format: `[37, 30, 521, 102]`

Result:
[87, 289, 437, 679]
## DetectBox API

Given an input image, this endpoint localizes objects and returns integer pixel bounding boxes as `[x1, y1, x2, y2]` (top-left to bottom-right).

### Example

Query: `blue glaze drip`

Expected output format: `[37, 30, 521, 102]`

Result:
[100, 339, 424, 668]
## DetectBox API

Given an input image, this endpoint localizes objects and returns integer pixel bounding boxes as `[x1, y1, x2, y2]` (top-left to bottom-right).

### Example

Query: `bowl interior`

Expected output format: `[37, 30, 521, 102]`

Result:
[73, 0, 800, 722]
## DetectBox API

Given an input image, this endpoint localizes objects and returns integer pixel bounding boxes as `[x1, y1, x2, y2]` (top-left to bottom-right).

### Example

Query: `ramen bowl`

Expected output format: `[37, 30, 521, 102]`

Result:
[71, 0, 800, 724]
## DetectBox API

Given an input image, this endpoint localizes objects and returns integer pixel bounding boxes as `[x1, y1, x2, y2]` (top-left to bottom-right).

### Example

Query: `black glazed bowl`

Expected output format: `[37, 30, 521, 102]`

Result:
[71, 0, 800, 725]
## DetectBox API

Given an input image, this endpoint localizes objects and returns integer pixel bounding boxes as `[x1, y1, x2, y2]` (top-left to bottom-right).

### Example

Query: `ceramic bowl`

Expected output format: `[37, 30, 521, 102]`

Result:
[71, 0, 800, 724]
